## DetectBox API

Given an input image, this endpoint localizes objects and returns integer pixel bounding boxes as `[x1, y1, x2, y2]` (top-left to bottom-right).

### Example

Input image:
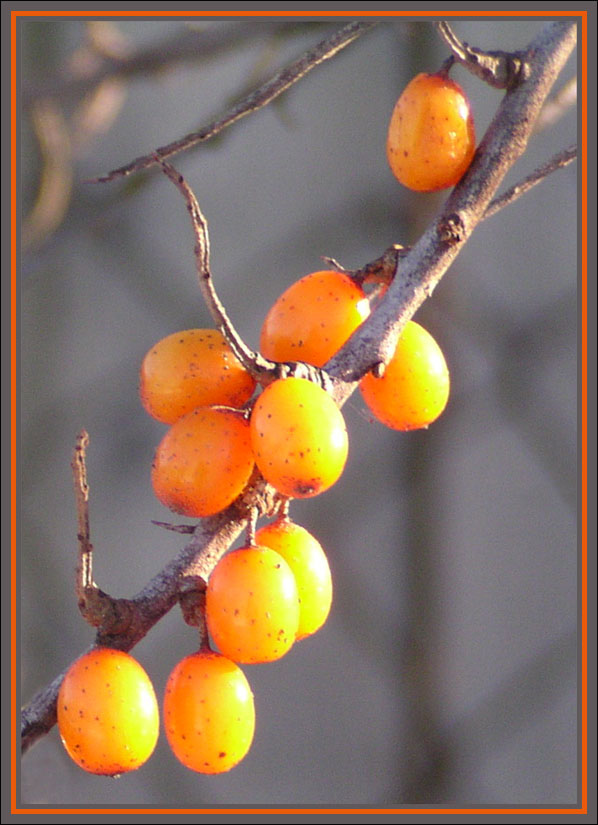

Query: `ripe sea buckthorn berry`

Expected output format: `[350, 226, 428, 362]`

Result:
[255, 519, 332, 640]
[206, 544, 300, 664]
[260, 270, 370, 367]
[386, 72, 476, 192]
[57, 648, 159, 776]
[151, 406, 254, 517]
[360, 320, 450, 431]
[139, 329, 256, 424]
[250, 377, 348, 498]
[163, 649, 255, 774]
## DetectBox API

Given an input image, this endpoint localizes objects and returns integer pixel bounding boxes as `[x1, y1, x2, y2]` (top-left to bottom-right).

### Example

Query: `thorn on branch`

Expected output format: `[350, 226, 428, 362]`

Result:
[151, 520, 197, 534]
[320, 255, 349, 273]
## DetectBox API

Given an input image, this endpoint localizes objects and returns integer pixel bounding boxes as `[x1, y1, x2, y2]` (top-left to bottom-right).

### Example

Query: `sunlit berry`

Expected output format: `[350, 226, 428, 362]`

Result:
[255, 519, 332, 640]
[139, 329, 256, 424]
[57, 648, 159, 776]
[260, 270, 370, 367]
[386, 72, 476, 192]
[206, 544, 300, 664]
[151, 406, 254, 517]
[250, 377, 348, 498]
[360, 320, 450, 430]
[163, 649, 255, 774]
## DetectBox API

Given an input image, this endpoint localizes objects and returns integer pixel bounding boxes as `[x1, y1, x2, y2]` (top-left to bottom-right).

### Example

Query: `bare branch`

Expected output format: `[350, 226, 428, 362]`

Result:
[21, 20, 577, 758]
[23, 21, 313, 105]
[533, 75, 577, 133]
[436, 21, 527, 88]
[156, 157, 273, 382]
[72, 430, 92, 594]
[157, 157, 337, 392]
[90, 22, 377, 183]
[71, 432, 135, 633]
[483, 145, 577, 220]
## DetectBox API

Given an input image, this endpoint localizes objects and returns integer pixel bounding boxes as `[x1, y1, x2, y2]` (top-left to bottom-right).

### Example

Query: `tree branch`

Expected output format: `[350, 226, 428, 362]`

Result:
[325, 21, 577, 397]
[21, 20, 577, 757]
[89, 21, 377, 183]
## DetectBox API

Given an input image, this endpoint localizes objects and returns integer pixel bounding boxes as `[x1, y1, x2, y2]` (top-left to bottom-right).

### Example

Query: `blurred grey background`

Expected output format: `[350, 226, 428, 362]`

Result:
[19, 18, 578, 807]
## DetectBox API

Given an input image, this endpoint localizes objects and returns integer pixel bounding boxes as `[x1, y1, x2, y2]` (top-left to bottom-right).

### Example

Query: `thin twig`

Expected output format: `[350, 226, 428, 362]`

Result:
[155, 157, 272, 382]
[436, 21, 527, 88]
[71, 431, 134, 633]
[483, 145, 577, 220]
[157, 157, 336, 391]
[151, 520, 196, 534]
[72, 430, 93, 595]
[90, 21, 376, 183]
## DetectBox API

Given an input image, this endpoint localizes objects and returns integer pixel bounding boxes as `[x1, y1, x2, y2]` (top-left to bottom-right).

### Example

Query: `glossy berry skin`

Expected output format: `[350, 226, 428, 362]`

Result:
[386, 72, 476, 192]
[163, 649, 255, 774]
[206, 545, 300, 664]
[139, 329, 256, 424]
[57, 648, 159, 776]
[151, 406, 254, 517]
[260, 270, 370, 367]
[360, 320, 450, 431]
[255, 519, 332, 640]
[250, 377, 348, 498]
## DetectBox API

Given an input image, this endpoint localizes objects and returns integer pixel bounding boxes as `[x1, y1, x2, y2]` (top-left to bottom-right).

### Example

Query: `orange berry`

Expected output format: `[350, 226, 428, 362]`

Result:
[206, 545, 300, 664]
[163, 649, 255, 774]
[360, 320, 450, 431]
[57, 648, 159, 776]
[386, 72, 476, 192]
[255, 519, 332, 640]
[139, 329, 256, 424]
[151, 406, 254, 517]
[260, 270, 370, 367]
[250, 377, 349, 498]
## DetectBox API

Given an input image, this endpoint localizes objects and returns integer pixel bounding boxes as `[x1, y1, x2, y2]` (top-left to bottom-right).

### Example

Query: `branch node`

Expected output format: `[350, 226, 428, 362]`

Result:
[438, 212, 466, 245]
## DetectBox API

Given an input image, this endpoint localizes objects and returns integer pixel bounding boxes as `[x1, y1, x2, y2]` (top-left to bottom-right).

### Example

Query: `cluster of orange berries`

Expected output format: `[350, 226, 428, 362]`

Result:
[57, 66, 474, 779]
